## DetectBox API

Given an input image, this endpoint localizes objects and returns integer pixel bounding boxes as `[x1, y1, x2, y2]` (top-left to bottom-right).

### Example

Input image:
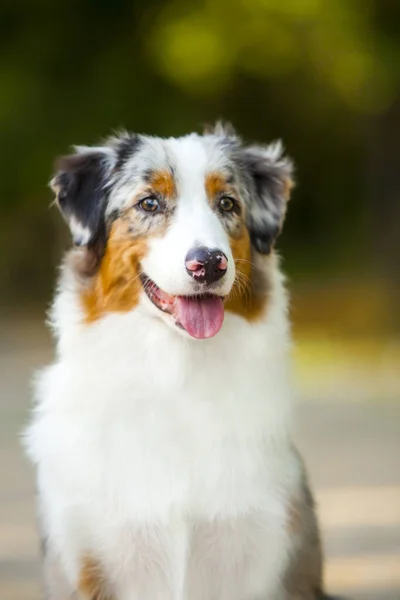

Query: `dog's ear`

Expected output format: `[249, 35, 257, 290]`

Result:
[240, 142, 294, 254]
[50, 147, 116, 248]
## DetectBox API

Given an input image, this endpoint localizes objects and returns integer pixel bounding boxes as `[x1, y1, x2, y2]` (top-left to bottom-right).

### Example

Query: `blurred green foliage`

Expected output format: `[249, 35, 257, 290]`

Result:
[1, 0, 400, 310]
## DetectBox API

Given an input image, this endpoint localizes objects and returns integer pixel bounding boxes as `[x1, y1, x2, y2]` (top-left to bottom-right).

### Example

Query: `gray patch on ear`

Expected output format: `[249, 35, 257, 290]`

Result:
[238, 141, 294, 254]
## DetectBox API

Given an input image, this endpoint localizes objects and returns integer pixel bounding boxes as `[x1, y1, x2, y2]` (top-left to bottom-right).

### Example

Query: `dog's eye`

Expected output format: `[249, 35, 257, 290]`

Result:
[139, 197, 160, 213]
[219, 196, 235, 213]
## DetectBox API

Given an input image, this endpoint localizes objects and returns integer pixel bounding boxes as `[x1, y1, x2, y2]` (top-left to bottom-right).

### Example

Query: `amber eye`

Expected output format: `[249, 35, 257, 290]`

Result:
[139, 197, 160, 213]
[219, 196, 235, 212]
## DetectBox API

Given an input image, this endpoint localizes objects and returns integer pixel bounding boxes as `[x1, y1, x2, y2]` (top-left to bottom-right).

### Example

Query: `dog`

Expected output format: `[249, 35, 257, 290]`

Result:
[25, 123, 338, 600]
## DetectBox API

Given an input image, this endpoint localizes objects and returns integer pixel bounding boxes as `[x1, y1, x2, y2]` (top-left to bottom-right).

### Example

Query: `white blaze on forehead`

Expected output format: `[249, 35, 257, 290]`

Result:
[166, 134, 230, 195]
[167, 135, 209, 190]
[141, 135, 236, 296]
[166, 135, 230, 249]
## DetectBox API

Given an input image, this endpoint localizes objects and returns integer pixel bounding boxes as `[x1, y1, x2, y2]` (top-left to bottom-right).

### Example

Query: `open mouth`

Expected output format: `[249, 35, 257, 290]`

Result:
[140, 275, 225, 339]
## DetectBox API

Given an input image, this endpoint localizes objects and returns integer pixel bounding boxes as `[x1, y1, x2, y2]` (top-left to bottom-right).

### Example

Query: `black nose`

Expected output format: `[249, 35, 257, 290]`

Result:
[185, 246, 228, 284]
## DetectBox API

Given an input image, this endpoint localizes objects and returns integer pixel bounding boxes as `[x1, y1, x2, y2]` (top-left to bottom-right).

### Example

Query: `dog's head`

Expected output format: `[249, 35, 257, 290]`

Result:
[51, 124, 293, 339]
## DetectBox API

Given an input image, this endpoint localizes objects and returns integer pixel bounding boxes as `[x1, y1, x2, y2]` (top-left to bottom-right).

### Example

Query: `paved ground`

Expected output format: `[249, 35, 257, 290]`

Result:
[0, 318, 399, 600]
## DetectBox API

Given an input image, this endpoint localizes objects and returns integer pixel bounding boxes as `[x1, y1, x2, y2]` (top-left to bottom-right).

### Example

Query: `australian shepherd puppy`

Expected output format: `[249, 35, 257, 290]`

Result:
[26, 123, 332, 600]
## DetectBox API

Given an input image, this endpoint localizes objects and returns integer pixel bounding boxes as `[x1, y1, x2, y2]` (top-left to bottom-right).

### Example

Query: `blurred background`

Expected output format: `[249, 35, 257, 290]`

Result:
[0, 0, 399, 598]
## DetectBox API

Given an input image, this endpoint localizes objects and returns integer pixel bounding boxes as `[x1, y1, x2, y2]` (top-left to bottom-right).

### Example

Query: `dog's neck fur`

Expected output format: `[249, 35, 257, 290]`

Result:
[47, 250, 293, 446]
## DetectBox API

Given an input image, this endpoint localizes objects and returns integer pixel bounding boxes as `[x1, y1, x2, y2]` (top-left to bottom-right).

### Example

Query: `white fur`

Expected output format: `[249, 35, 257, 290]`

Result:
[25, 135, 303, 600]
[68, 215, 92, 246]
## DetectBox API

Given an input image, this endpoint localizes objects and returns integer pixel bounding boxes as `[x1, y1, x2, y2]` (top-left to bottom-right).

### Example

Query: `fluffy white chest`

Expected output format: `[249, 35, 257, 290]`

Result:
[28, 311, 297, 599]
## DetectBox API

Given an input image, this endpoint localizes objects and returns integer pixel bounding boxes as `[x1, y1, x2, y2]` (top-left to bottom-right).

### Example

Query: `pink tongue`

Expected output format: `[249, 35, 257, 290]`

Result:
[176, 296, 224, 339]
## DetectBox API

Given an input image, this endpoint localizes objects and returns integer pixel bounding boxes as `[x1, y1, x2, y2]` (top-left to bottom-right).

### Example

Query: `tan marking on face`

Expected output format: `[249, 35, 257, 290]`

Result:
[78, 556, 112, 600]
[81, 218, 148, 323]
[205, 171, 245, 240]
[80, 170, 178, 324]
[205, 172, 268, 320]
[225, 227, 268, 322]
[205, 171, 227, 203]
[150, 169, 176, 199]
